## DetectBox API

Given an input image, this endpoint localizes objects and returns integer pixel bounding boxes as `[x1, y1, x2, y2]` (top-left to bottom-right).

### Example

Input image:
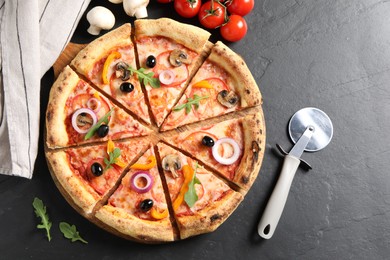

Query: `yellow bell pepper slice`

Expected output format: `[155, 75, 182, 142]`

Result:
[130, 155, 157, 170]
[106, 139, 127, 168]
[102, 51, 121, 84]
[192, 80, 213, 89]
[172, 165, 194, 211]
[150, 207, 169, 220]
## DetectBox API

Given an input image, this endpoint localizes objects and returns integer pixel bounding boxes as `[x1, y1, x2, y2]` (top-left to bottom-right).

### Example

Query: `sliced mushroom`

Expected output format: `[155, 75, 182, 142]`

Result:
[115, 62, 131, 81]
[77, 113, 94, 127]
[162, 154, 182, 178]
[217, 90, 239, 108]
[169, 49, 191, 67]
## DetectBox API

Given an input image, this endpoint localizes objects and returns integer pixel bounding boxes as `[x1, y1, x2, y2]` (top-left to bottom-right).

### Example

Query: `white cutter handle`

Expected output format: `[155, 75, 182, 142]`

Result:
[258, 154, 301, 239]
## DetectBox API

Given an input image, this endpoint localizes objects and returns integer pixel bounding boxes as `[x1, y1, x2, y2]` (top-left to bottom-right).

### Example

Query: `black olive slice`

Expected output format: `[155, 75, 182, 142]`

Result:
[97, 124, 109, 137]
[146, 55, 157, 68]
[202, 136, 215, 147]
[139, 199, 154, 212]
[91, 162, 103, 177]
[120, 82, 134, 93]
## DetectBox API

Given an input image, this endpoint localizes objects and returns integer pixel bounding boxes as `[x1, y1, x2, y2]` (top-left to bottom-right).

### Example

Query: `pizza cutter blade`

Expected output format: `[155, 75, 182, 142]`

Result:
[257, 107, 333, 239]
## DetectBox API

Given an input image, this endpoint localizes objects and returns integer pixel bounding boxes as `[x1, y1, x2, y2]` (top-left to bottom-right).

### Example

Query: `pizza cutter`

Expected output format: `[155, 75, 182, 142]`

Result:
[257, 107, 333, 239]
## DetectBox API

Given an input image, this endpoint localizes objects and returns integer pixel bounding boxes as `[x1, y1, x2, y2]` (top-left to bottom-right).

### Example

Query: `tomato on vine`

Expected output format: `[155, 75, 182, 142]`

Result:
[226, 0, 254, 16]
[220, 15, 247, 42]
[174, 0, 202, 18]
[198, 1, 226, 29]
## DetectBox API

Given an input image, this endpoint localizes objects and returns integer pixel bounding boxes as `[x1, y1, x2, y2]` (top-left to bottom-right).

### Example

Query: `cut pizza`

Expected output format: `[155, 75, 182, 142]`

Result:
[162, 113, 265, 191]
[161, 41, 262, 131]
[71, 24, 151, 124]
[45, 18, 265, 243]
[157, 142, 243, 239]
[46, 66, 151, 148]
[95, 147, 174, 242]
[46, 138, 150, 215]
[134, 18, 211, 126]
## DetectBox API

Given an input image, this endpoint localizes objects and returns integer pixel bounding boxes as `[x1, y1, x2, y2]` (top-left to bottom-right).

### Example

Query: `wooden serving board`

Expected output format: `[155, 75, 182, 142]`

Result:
[53, 42, 86, 78]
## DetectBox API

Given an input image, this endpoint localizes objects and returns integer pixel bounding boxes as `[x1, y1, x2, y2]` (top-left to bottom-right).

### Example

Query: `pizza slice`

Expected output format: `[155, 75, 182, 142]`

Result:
[46, 138, 150, 215]
[161, 41, 262, 131]
[46, 66, 151, 148]
[162, 113, 265, 191]
[95, 147, 174, 242]
[134, 18, 211, 126]
[157, 142, 243, 239]
[70, 24, 151, 124]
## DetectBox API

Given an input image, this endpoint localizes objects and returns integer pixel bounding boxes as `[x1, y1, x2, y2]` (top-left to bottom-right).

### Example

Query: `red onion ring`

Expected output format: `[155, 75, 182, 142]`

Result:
[130, 171, 154, 193]
[71, 108, 97, 134]
[87, 98, 101, 112]
[212, 138, 240, 165]
[159, 70, 175, 85]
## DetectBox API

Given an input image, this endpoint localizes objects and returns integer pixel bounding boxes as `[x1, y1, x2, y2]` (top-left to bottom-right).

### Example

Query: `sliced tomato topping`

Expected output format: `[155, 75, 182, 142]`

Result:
[153, 51, 189, 87]
[71, 93, 111, 115]
[178, 131, 218, 158]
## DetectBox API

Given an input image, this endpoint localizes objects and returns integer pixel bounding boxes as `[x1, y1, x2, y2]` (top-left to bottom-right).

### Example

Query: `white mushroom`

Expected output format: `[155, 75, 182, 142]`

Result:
[108, 0, 123, 3]
[123, 0, 150, 19]
[86, 6, 115, 35]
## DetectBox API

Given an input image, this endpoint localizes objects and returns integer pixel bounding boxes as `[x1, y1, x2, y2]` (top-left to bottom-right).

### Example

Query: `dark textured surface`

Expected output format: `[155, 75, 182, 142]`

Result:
[1, 0, 390, 259]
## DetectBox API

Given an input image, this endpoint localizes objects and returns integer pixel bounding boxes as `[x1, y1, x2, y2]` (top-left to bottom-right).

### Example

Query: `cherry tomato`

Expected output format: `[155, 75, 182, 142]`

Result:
[198, 1, 226, 29]
[157, 0, 173, 3]
[174, 0, 202, 18]
[226, 0, 254, 16]
[220, 15, 247, 42]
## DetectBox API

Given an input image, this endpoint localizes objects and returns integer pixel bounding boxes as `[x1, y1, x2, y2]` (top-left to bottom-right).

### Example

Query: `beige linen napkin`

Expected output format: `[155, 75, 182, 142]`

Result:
[0, 0, 90, 178]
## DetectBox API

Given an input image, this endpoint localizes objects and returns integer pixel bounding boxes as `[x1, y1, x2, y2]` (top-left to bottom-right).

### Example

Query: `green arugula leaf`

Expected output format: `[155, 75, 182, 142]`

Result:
[127, 66, 160, 88]
[59, 222, 88, 244]
[32, 197, 52, 241]
[104, 147, 122, 172]
[184, 162, 202, 208]
[84, 108, 114, 140]
[173, 94, 209, 114]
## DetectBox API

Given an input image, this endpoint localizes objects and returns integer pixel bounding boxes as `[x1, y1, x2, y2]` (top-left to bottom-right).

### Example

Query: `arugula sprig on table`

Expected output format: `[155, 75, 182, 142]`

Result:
[32, 197, 87, 244]
[173, 94, 209, 114]
[127, 66, 160, 88]
[59, 222, 88, 244]
[184, 162, 201, 208]
[32, 197, 52, 241]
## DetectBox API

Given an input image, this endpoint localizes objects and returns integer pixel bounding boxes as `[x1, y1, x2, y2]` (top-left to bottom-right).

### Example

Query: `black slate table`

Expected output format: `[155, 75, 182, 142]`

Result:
[1, 1, 389, 259]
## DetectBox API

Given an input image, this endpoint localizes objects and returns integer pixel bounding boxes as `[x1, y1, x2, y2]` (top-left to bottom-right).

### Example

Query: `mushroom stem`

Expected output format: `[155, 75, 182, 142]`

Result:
[87, 25, 102, 36]
[134, 7, 148, 18]
[169, 165, 178, 178]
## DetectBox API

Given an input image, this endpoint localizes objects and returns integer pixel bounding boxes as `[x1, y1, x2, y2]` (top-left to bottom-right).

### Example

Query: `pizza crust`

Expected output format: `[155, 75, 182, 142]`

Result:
[46, 66, 78, 148]
[134, 18, 211, 53]
[46, 150, 100, 215]
[234, 112, 266, 192]
[95, 205, 175, 243]
[177, 190, 243, 239]
[208, 41, 262, 108]
[71, 23, 132, 75]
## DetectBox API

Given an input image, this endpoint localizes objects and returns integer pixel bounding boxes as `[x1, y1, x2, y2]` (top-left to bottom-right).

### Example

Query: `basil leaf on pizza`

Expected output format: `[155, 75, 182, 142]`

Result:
[127, 66, 160, 88]
[184, 162, 201, 207]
